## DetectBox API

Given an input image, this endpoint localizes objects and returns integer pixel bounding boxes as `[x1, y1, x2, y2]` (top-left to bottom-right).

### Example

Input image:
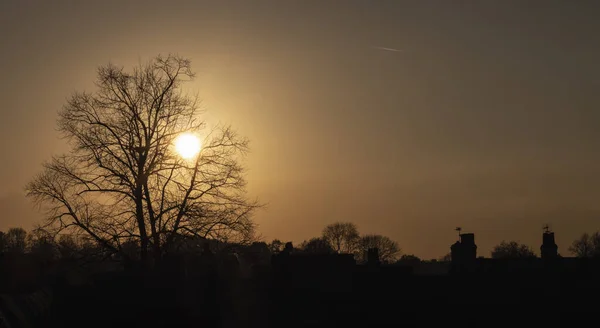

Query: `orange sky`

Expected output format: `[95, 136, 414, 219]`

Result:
[1, 1, 600, 259]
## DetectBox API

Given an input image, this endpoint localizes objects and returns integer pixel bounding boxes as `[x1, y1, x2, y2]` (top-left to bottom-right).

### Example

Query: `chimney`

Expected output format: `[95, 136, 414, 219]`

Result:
[450, 233, 477, 273]
[459, 233, 477, 261]
[541, 232, 558, 260]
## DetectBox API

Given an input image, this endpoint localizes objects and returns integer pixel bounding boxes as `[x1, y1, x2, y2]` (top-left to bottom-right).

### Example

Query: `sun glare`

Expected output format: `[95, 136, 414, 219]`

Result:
[174, 133, 201, 159]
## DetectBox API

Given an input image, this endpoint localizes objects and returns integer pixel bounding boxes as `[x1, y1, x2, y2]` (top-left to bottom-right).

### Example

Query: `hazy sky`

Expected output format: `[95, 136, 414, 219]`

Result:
[1, 0, 600, 259]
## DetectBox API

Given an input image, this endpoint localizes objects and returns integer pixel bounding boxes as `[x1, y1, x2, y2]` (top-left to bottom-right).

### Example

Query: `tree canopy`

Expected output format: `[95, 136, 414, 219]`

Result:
[26, 54, 259, 267]
[491, 241, 536, 259]
[321, 222, 360, 254]
[358, 234, 401, 263]
[569, 232, 600, 258]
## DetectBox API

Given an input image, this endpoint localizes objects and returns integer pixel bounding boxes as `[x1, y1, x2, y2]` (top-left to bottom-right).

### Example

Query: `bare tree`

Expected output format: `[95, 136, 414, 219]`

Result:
[26, 54, 260, 268]
[322, 222, 360, 254]
[5, 227, 28, 254]
[78, 237, 105, 260]
[357, 234, 401, 263]
[57, 234, 79, 259]
[569, 232, 600, 257]
[439, 252, 452, 262]
[268, 239, 284, 254]
[120, 239, 141, 261]
[491, 241, 536, 259]
[397, 254, 421, 266]
[28, 228, 57, 261]
[299, 238, 334, 254]
[241, 242, 272, 266]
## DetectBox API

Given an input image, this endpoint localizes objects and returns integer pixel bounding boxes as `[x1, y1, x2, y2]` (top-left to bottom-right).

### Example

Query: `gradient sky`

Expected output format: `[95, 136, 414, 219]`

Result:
[1, 0, 600, 259]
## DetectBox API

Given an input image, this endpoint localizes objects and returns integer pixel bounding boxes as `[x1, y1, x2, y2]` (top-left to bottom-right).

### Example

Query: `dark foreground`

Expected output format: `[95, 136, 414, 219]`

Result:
[3, 267, 599, 327]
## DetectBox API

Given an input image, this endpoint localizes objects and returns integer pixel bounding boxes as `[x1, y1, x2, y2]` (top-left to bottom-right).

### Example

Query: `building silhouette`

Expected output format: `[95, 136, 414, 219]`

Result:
[450, 232, 477, 273]
[540, 230, 558, 260]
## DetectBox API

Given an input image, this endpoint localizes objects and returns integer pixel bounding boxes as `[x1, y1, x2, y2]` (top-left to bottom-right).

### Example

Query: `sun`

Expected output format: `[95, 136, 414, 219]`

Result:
[174, 133, 201, 159]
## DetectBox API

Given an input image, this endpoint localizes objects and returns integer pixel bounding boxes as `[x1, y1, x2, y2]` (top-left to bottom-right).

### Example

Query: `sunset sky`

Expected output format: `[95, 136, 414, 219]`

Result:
[1, 0, 599, 259]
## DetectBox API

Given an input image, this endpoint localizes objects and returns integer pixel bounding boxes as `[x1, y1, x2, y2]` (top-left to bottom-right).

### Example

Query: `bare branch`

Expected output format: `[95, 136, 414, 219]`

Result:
[26, 54, 261, 266]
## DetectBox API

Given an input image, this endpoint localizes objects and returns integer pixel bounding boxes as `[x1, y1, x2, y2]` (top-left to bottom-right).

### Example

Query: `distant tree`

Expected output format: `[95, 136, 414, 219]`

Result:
[283, 242, 296, 254]
[268, 239, 284, 254]
[0, 231, 5, 253]
[26, 54, 260, 268]
[491, 241, 536, 259]
[357, 234, 401, 263]
[397, 254, 421, 266]
[57, 234, 79, 259]
[79, 237, 104, 260]
[120, 239, 140, 261]
[299, 238, 334, 254]
[439, 252, 452, 262]
[568, 232, 600, 258]
[5, 227, 28, 254]
[569, 233, 593, 257]
[243, 242, 271, 266]
[322, 222, 360, 254]
[28, 229, 57, 261]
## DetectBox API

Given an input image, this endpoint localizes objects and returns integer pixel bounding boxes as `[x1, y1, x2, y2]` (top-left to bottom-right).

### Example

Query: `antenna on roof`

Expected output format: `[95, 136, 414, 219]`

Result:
[543, 224, 551, 233]
[455, 227, 462, 241]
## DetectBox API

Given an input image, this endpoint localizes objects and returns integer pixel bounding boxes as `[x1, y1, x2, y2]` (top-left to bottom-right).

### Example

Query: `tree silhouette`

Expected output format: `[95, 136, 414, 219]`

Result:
[120, 239, 141, 261]
[439, 252, 452, 262]
[397, 254, 421, 266]
[26, 54, 259, 268]
[28, 229, 57, 261]
[322, 222, 360, 254]
[299, 238, 334, 254]
[569, 232, 600, 257]
[56, 234, 79, 259]
[78, 237, 104, 260]
[5, 227, 28, 254]
[357, 234, 401, 263]
[0, 231, 5, 253]
[491, 241, 536, 259]
[268, 239, 284, 254]
[243, 242, 272, 266]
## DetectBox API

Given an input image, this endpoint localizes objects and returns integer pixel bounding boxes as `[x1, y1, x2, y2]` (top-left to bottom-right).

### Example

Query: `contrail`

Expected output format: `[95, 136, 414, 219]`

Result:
[372, 46, 403, 52]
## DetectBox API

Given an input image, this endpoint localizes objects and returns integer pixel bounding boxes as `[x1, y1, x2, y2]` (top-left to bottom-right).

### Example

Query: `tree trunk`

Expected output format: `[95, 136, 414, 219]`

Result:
[143, 182, 163, 268]
[152, 244, 162, 268]
[135, 183, 149, 269]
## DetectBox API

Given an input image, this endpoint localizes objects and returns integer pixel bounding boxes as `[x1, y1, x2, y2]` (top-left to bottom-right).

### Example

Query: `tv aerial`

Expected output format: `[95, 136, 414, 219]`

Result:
[543, 224, 551, 233]
[455, 227, 462, 240]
